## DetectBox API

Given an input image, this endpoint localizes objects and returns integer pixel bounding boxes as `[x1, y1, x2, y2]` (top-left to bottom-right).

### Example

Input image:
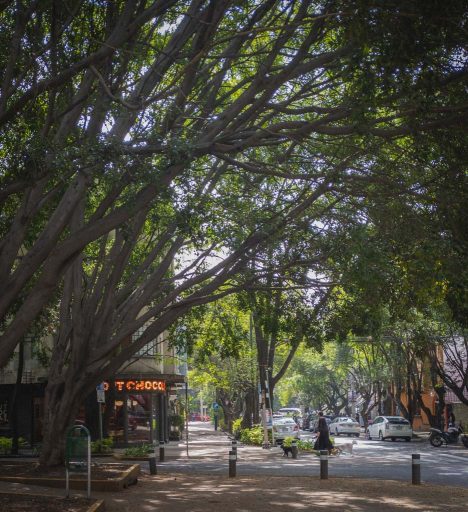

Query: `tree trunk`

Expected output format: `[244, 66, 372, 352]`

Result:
[406, 364, 414, 424]
[218, 393, 233, 433]
[85, 392, 100, 440]
[241, 387, 255, 429]
[359, 392, 376, 429]
[103, 380, 116, 438]
[10, 339, 25, 454]
[39, 378, 85, 466]
[434, 385, 446, 430]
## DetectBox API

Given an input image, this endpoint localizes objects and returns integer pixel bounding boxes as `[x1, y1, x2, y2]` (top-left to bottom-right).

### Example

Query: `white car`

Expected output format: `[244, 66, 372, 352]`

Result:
[273, 417, 300, 443]
[367, 416, 412, 442]
[329, 417, 361, 437]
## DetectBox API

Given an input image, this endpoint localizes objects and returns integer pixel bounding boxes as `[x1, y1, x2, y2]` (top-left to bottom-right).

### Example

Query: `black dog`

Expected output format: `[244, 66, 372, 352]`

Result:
[281, 445, 293, 457]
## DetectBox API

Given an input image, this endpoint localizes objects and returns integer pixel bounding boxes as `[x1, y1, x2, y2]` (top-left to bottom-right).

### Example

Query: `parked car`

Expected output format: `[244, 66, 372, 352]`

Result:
[276, 407, 302, 424]
[273, 417, 300, 444]
[367, 416, 412, 442]
[302, 413, 317, 430]
[329, 416, 360, 437]
[190, 413, 210, 421]
[310, 415, 332, 433]
[277, 407, 302, 416]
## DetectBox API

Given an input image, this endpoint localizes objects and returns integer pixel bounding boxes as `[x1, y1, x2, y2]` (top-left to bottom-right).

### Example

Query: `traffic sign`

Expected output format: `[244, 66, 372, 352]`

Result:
[96, 383, 105, 403]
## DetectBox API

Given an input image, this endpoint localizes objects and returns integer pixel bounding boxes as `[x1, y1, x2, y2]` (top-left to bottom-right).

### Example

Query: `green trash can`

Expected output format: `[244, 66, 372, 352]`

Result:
[65, 425, 91, 497]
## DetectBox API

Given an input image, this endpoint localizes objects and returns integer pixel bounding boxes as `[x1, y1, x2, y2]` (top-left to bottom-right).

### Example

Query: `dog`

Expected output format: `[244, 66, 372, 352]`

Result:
[336, 440, 357, 455]
[281, 444, 294, 457]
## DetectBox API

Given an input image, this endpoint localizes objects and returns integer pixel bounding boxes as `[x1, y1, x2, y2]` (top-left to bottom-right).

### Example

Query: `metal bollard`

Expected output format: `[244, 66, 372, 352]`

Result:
[291, 439, 298, 459]
[229, 450, 237, 477]
[412, 454, 421, 485]
[231, 439, 238, 455]
[149, 455, 157, 475]
[320, 450, 328, 479]
[149, 442, 157, 475]
[159, 441, 165, 462]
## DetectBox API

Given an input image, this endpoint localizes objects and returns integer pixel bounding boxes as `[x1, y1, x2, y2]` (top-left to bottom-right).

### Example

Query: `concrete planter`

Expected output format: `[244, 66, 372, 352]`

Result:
[0, 463, 140, 492]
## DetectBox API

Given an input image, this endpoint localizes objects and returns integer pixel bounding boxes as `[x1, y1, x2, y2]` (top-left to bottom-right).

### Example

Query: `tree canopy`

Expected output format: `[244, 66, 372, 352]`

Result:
[0, 0, 466, 464]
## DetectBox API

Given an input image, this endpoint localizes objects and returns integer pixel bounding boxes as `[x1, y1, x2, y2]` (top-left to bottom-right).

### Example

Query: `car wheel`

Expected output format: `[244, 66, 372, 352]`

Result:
[405, 437, 411, 442]
[355, 433, 360, 438]
[379, 431, 384, 441]
[391, 437, 396, 441]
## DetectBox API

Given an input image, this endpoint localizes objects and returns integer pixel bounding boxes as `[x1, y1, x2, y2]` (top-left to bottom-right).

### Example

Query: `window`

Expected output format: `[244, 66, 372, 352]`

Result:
[388, 418, 410, 425]
[132, 327, 159, 357]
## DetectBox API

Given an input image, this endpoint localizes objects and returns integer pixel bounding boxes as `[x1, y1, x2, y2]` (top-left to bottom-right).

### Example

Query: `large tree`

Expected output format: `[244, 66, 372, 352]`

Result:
[0, 1, 466, 464]
[186, 298, 257, 431]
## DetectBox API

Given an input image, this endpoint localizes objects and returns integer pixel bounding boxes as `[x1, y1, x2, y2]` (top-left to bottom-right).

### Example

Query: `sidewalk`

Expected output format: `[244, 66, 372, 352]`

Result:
[131, 421, 289, 462]
[163, 421, 235, 458]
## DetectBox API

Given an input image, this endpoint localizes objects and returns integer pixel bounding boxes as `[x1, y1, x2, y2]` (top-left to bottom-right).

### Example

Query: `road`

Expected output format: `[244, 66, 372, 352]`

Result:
[154, 428, 468, 488]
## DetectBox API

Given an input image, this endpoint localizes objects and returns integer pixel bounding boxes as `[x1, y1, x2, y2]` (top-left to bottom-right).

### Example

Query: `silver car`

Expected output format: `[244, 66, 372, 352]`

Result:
[329, 417, 361, 437]
[367, 416, 412, 442]
[273, 417, 300, 443]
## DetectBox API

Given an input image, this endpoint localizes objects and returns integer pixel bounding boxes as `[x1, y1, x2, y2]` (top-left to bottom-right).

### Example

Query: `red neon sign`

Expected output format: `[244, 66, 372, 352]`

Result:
[103, 379, 166, 392]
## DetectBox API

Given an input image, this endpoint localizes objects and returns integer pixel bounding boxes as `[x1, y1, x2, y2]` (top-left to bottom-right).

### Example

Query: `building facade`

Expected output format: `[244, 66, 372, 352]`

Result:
[0, 330, 186, 447]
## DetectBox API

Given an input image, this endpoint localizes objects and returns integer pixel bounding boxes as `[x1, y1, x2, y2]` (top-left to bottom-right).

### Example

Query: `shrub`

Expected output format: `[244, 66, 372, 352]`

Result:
[0, 437, 12, 455]
[297, 439, 315, 451]
[91, 437, 113, 454]
[282, 436, 294, 447]
[232, 419, 242, 437]
[124, 443, 153, 457]
[0, 436, 28, 454]
[239, 425, 271, 446]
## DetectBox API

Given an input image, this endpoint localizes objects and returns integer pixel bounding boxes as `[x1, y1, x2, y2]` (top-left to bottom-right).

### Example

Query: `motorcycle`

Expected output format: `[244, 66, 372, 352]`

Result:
[462, 433, 468, 448]
[429, 425, 463, 447]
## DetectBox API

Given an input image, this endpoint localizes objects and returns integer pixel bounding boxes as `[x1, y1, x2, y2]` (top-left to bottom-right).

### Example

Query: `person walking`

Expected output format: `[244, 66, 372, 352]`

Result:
[314, 412, 333, 453]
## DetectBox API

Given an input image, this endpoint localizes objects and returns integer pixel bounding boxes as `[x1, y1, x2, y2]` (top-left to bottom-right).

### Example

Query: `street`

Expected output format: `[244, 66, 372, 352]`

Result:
[152, 425, 468, 488]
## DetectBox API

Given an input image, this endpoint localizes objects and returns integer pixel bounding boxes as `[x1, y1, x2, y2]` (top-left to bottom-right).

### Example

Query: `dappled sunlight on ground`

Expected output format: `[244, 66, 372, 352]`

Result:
[2, 472, 467, 511]
[98, 474, 468, 512]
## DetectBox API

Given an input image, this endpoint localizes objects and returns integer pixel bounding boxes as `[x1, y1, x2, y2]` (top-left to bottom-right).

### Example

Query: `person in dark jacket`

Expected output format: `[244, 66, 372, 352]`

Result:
[314, 412, 333, 453]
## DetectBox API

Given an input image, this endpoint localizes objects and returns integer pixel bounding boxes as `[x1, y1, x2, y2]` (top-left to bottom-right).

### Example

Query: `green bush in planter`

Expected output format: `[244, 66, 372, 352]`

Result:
[0, 436, 28, 454]
[239, 425, 271, 446]
[282, 436, 294, 448]
[91, 437, 114, 454]
[297, 439, 315, 451]
[124, 443, 153, 457]
[0, 437, 12, 454]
